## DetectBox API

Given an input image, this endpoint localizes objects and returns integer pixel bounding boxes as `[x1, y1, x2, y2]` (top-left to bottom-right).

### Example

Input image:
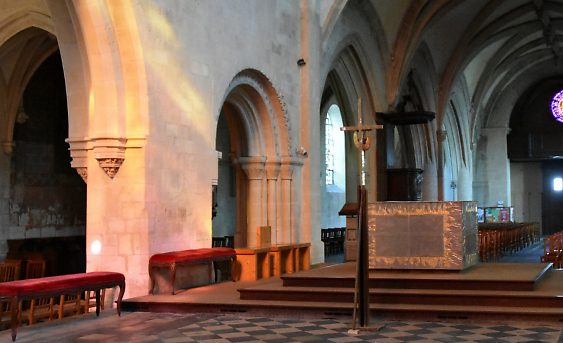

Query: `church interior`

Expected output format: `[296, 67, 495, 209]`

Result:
[0, 0, 562, 340]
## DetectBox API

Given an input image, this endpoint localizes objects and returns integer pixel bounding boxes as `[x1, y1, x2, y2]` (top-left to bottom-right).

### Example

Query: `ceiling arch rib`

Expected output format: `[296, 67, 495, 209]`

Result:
[1, 29, 58, 154]
[435, 0, 563, 132]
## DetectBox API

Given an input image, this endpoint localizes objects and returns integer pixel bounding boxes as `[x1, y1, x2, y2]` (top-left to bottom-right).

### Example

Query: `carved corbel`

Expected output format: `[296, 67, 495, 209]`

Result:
[92, 138, 127, 179]
[66, 138, 89, 183]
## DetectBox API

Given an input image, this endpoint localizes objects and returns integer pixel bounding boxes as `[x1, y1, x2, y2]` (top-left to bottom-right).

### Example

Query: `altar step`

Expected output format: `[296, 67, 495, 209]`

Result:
[122, 262, 563, 322]
[280, 262, 552, 292]
[238, 280, 563, 309]
[235, 262, 563, 322]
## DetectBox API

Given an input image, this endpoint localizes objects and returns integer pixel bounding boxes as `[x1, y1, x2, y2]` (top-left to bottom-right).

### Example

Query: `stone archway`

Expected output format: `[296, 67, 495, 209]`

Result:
[0, 1, 151, 297]
[216, 69, 296, 248]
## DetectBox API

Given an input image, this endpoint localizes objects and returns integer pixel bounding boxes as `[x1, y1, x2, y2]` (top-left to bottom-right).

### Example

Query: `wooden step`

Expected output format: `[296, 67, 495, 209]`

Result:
[282, 263, 553, 291]
[122, 296, 563, 322]
[239, 285, 563, 308]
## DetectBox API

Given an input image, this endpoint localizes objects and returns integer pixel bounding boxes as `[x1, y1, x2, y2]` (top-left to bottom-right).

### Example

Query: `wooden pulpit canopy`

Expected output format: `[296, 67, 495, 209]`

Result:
[338, 202, 358, 216]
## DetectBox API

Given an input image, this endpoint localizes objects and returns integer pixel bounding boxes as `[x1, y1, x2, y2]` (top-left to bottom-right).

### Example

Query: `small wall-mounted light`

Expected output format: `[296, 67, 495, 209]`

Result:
[297, 58, 306, 66]
[91, 240, 102, 255]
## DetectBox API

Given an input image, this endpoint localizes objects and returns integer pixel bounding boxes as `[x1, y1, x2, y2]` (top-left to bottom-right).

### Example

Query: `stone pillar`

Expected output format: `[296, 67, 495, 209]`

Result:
[279, 158, 294, 244]
[422, 160, 438, 201]
[478, 127, 511, 206]
[240, 157, 266, 247]
[265, 160, 280, 245]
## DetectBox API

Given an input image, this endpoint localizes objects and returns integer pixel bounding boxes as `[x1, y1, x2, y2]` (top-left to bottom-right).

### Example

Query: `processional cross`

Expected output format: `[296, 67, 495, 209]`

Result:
[340, 98, 383, 332]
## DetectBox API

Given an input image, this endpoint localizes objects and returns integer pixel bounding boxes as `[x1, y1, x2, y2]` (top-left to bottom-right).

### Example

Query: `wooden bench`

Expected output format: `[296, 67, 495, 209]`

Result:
[236, 243, 311, 281]
[0, 271, 125, 342]
[149, 247, 236, 294]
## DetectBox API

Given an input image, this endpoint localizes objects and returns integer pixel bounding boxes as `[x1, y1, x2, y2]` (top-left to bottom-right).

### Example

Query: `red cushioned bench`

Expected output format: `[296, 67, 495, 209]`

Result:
[149, 247, 236, 294]
[0, 271, 125, 342]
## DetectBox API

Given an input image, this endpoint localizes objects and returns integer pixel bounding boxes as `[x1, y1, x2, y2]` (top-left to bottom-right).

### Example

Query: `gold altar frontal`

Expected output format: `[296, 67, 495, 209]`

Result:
[368, 201, 478, 270]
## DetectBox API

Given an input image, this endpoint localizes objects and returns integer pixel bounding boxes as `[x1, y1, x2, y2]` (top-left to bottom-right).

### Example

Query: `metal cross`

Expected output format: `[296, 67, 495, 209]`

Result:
[340, 98, 383, 185]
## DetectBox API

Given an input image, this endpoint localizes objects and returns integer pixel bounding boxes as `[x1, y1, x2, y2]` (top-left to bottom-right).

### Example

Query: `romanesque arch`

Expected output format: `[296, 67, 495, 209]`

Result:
[216, 69, 296, 248]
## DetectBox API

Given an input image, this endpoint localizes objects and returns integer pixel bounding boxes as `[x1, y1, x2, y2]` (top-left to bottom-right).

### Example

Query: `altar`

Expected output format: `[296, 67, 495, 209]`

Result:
[364, 201, 478, 270]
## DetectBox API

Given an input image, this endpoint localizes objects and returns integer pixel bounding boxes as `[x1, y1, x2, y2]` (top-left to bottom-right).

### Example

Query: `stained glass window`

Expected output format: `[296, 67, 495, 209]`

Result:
[550, 90, 563, 123]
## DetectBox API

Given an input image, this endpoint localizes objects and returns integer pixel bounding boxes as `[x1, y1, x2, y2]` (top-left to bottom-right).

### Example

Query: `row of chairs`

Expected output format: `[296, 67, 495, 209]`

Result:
[321, 227, 346, 256]
[478, 223, 540, 262]
[541, 231, 563, 268]
[0, 259, 104, 327]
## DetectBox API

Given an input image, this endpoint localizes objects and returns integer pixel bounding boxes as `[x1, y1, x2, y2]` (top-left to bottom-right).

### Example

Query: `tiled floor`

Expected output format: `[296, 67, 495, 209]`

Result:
[2, 241, 561, 342]
[1, 311, 561, 343]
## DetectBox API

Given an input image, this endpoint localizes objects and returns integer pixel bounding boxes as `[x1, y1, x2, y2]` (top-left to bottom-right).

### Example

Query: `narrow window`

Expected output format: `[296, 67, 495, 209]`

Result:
[325, 114, 334, 185]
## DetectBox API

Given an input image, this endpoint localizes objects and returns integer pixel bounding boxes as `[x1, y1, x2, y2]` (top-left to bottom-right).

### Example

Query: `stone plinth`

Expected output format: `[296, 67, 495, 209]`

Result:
[368, 201, 478, 270]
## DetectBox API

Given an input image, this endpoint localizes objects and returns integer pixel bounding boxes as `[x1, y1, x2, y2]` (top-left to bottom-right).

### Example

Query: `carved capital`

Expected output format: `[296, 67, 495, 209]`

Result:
[265, 161, 281, 180]
[437, 129, 447, 142]
[92, 137, 127, 179]
[280, 156, 303, 180]
[239, 156, 266, 180]
[96, 157, 124, 179]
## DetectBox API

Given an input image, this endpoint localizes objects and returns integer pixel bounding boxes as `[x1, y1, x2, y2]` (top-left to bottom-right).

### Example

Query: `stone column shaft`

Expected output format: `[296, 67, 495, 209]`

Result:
[265, 161, 280, 245]
[240, 157, 266, 247]
[279, 160, 294, 244]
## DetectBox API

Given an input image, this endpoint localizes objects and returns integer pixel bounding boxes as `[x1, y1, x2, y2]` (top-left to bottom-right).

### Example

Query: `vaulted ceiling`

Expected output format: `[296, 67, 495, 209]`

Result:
[376, 0, 563, 134]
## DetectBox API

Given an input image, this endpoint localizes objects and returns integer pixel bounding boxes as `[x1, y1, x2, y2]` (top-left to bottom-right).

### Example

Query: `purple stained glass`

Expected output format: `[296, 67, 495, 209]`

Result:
[551, 90, 563, 123]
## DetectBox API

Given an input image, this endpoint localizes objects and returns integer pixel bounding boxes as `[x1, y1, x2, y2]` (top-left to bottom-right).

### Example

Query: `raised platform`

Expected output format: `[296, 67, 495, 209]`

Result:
[122, 262, 563, 322]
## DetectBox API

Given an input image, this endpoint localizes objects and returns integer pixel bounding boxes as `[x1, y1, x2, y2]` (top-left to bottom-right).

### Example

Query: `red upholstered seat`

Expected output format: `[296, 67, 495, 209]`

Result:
[149, 248, 236, 265]
[148, 248, 237, 294]
[0, 272, 125, 298]
[0, 271, 125, 342]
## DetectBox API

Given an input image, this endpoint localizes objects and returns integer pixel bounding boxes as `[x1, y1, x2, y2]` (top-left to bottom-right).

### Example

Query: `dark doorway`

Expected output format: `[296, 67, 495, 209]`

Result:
[8, 51, 86, 276]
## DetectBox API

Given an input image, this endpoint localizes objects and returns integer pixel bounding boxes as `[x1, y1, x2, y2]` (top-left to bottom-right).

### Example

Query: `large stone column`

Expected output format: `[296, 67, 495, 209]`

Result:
[240, 157, 266, 247]
[265, 160, 280, 245]
[476, 127, 511, 206]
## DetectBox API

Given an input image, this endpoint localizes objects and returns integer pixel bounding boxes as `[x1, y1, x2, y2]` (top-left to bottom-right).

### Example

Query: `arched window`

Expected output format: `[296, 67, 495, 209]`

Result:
[325, 114, 334, 185]
[324, 104, 345, 189]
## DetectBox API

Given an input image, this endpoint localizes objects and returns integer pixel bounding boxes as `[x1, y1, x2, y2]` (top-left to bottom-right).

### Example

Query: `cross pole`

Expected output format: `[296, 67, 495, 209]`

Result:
[340, 98, 382, 332]
[340, 98, 383, 186]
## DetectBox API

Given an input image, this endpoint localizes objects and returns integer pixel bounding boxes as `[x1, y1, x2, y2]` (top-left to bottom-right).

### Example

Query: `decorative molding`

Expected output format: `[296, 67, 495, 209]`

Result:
[239, 156, 266, 180]
[265, 161, 281, 180]
[66, 137, 144, 180]
[92, 138, 127, 179]
[76, 167, 88, 183]
[280, 156, 304, 180]
[96, 157, 124, 179]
